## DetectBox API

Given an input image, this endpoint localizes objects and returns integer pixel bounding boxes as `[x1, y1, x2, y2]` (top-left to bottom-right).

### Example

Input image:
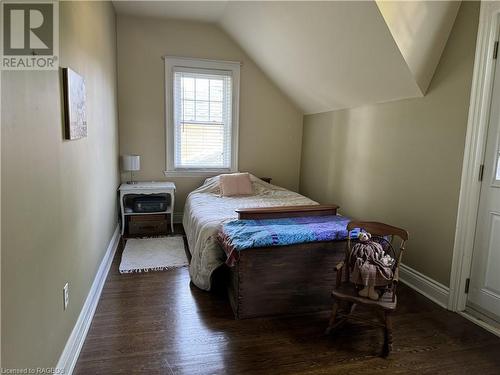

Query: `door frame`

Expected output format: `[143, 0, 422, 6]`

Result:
[449, 2, 500, 312]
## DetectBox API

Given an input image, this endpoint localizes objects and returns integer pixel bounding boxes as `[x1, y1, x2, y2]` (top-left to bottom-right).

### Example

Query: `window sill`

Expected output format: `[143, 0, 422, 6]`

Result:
[163, 169, 236, 178]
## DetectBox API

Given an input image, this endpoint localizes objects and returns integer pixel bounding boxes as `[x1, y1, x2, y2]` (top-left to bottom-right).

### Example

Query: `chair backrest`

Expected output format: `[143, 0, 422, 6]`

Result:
[346, 221, 409, 269]
[347, 221, 408, 241]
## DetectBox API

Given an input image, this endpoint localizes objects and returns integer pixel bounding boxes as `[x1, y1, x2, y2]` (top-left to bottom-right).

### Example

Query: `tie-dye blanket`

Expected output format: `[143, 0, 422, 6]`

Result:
[218, 215, 359, 266]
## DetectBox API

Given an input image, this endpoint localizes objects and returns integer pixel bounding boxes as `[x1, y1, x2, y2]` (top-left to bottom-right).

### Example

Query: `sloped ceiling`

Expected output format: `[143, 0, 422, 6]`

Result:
[376, 1, 460, 95]
[112, 1, 459, 114]
[112, 1, 227, 22]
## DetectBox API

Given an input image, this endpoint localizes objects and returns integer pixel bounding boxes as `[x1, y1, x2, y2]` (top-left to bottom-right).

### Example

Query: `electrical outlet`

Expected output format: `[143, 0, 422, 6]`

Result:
[63, 283, 69, 310]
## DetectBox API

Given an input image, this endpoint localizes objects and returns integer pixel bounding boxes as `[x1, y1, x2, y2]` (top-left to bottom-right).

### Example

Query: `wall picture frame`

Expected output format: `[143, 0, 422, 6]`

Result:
[62, 67, 87, 140]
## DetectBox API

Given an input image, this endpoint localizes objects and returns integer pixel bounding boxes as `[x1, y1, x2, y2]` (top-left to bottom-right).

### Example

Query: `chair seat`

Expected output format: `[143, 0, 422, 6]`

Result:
[331, 283, 397, 310]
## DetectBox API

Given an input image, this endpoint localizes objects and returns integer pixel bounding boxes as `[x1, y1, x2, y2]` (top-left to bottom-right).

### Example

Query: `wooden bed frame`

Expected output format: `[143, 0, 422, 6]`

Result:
[224, 204, 346, 319]
[235, 204, 339, 220]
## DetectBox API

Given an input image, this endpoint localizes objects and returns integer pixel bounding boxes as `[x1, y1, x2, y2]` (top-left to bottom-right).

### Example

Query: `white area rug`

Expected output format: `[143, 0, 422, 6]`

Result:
[119, 236, 188, 273]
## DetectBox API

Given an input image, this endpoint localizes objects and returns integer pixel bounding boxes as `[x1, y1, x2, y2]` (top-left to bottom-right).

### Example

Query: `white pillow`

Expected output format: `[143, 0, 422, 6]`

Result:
[219, 173, 254, 197]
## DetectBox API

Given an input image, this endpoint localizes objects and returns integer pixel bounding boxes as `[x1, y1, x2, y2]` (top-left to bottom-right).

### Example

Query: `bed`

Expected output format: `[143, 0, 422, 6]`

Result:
[184, 174, 357, 318]
[183, 174, 317, 291]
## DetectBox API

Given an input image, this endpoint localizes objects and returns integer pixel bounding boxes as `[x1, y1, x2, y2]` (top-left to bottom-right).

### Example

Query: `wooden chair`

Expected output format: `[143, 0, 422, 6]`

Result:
[325, 221, 409, 357]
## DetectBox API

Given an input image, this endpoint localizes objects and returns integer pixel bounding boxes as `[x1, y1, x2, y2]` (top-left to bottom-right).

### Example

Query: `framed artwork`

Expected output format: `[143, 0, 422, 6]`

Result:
[62, 67, 87, 140]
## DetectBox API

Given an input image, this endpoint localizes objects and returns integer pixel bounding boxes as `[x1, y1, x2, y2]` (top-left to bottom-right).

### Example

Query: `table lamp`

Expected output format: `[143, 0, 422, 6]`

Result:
[122, 154, 140, 184]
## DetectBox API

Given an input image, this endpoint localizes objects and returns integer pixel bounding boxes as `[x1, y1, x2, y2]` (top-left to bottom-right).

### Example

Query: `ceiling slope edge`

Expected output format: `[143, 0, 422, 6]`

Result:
[376, 0, 461, 95]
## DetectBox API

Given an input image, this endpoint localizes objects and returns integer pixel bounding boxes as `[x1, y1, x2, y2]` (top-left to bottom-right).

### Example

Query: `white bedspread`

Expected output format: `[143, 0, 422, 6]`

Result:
[183, 174, 317, 290]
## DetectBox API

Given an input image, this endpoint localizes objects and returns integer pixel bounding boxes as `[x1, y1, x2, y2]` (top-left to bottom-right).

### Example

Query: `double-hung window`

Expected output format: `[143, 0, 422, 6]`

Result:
[164, 57, 240, 176]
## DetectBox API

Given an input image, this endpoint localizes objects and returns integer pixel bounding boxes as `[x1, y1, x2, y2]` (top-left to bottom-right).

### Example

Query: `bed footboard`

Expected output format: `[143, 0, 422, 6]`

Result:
[235, 204, 339, 220]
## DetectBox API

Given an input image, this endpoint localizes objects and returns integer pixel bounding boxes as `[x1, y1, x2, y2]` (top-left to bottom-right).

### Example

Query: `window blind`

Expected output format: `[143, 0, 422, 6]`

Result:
[173, 68, 233, 169]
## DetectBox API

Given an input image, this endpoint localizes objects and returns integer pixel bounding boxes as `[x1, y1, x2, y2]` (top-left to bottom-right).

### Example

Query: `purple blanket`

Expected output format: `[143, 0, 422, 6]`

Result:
[218, 215, 359, 266]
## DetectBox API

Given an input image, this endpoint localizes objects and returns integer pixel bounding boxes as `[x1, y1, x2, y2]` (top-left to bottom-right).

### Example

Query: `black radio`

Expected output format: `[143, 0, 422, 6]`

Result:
[133, 195, 169, 213]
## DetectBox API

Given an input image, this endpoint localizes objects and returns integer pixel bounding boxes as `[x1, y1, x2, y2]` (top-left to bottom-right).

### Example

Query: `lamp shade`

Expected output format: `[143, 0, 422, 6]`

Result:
[122, 154, 141, 171]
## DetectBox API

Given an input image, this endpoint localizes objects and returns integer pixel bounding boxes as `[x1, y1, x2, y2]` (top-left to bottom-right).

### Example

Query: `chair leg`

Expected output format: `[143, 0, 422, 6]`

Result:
[348, 302, 357, 314]
[325, 301, 340, 335]
[382, 311, 393, 357]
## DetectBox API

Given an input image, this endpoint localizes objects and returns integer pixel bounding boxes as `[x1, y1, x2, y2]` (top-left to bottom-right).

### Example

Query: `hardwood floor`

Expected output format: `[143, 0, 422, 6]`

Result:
[74, 236, 500, 374]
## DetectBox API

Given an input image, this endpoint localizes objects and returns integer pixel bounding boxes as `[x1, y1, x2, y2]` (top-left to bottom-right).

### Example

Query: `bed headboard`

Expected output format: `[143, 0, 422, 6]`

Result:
[235, 204, 339, 220]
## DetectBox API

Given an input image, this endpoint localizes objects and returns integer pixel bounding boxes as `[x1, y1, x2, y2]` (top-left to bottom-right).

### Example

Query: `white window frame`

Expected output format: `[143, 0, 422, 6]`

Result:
[164, 56, 240, 177]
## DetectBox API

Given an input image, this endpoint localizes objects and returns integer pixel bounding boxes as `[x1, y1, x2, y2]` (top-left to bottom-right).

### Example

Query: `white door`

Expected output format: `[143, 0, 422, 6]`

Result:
[468, 45, 500, 322]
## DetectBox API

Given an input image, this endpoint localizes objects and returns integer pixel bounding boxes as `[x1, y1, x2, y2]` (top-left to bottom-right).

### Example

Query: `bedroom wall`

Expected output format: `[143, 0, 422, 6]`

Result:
[1, 1, 119, 368]
[299, 1, 478, 287]
[116, 16, 303, 213]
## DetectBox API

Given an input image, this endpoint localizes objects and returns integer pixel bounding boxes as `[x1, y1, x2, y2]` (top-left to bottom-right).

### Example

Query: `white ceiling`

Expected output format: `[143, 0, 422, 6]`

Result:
[112, 1, 458, 114]
[220, 1, 421, 113]
[113, 1, 227, 22]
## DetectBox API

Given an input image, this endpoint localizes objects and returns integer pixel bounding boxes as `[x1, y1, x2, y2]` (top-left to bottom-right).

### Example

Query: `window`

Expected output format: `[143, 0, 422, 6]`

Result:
[164, 57, 240, 175]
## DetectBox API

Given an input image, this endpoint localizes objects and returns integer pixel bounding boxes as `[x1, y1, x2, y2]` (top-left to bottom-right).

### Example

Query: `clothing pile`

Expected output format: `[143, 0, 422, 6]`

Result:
[349, 232, 395, 300]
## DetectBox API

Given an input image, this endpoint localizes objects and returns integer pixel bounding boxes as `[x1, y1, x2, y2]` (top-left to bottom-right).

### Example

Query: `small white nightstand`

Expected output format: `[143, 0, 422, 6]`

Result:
[119, 181, 176, 235]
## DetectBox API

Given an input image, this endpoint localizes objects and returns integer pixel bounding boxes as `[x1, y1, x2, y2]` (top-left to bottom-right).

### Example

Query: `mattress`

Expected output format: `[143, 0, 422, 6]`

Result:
[183, 174, 317, 290]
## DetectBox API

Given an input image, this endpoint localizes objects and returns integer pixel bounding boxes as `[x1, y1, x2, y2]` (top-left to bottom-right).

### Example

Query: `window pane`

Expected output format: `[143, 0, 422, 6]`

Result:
[182, 100, 195, 122]
[172, 68, 233, 170]
[182, 77, 195, 100]
[180, 123, 224, 167]
[210, 102, 223, 123]
[196, 78, 209, 101]
[210, 80, 223, 101]
[195, 101, 209, 122]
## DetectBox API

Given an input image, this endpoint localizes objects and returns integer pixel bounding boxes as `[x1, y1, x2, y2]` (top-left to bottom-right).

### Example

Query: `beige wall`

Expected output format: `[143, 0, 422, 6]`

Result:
[1, 1, 119, 368]
[117, 16, 303, 212]
[300, 2, 478, 286]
